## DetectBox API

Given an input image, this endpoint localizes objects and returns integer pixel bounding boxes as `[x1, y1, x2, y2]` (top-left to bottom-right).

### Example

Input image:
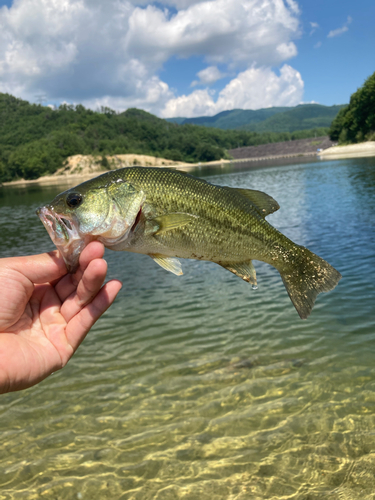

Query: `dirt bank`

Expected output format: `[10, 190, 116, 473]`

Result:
[2, 154, 184, 187]
[55, 154, 181, 176]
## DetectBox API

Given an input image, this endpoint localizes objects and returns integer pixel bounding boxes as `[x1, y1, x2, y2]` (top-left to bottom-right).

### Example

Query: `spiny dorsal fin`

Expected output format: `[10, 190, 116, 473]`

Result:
[219, 260, 257, 286]
[151, 213, 198, 235]
[150, 254, 183, 276]
[226, 187, 280, 217]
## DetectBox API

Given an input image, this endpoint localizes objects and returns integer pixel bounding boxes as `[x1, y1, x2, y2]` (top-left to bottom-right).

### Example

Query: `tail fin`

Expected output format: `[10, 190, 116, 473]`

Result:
[279, 248, 341, 319]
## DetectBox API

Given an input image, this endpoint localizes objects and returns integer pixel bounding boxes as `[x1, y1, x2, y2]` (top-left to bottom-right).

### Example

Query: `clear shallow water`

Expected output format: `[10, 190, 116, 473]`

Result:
[0, 158, 374, 499]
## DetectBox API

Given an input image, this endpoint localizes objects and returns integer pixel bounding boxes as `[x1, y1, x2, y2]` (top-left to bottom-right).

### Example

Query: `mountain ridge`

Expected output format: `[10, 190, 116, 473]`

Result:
[166, 104, 345, 132]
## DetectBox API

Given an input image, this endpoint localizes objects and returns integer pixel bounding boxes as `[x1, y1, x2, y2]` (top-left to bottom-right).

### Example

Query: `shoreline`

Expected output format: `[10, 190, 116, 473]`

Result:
[2, 141, 375, 188]
[1, 153, 316, 188]
[1, 159, 230, 187]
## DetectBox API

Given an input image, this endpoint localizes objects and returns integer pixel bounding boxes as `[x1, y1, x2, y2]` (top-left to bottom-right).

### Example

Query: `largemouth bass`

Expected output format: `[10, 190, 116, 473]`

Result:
[37, 167, 341, 319]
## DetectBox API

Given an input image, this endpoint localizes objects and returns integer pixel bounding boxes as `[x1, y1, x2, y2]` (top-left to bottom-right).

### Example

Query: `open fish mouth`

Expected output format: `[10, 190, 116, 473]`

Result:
[36, 206, 86, 273]
[37, 206, 80, 243]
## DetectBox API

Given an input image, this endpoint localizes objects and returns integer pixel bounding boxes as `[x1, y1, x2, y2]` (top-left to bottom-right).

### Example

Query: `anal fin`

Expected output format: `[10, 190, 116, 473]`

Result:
[150, 254, 183, 276]
[220, 261, 257, 286]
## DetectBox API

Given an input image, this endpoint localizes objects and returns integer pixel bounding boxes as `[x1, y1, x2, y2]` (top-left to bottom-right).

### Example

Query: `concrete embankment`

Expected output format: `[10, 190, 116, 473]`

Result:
[228, 136, 335, 161]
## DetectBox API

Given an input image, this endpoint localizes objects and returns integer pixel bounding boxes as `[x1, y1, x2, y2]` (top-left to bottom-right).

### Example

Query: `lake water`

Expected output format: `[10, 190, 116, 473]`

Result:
[0, 157, 374, 500]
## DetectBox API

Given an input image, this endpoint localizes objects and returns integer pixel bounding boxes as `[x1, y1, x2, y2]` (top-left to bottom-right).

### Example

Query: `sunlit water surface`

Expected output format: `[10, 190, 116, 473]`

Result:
[0, 158, 374, 499]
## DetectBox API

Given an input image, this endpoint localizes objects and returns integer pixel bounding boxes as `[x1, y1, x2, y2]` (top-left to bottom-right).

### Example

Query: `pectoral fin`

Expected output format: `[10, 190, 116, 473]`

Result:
[146, 212, 198, 236]
[220, 260, 257, 286]
[150, 213, 198, 235]
[150, 254, 183, 276]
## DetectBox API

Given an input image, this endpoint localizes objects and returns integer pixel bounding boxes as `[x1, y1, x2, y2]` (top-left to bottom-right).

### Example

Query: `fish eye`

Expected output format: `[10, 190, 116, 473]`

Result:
[66, 193, 83, 208]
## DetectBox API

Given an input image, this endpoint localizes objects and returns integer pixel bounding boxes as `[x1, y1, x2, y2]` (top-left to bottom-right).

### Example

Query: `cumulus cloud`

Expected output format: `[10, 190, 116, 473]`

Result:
[327, 16, 352, 38]
[191, 66, 226, 87]
[0, 0, 172, 110]
[162, 65, 304, 117]
[125, 0, 300, 66]
[81, 75, 174, 116]
[0, 0, 302, 115]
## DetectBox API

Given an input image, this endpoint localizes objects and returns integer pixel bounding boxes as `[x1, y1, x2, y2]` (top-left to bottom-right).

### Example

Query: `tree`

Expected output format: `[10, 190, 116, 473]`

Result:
[329, 71, 375, 143]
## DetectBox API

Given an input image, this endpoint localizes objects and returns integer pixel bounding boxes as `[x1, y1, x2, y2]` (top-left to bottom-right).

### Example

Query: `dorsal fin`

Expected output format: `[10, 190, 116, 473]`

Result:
[226, 187, 280, 217]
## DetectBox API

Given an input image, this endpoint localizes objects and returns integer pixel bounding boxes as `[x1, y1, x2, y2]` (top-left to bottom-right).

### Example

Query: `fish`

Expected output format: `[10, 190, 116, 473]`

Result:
[37, 166, 341, 319]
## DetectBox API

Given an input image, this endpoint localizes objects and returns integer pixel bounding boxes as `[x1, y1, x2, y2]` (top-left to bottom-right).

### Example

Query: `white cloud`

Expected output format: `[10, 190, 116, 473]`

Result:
[81, 75, 174, 116]
[309, 21, 319, 35]
[125, 0, 300, 66]
[276, 42, 298, 59]
[0, 0, 302, 116]
[162, 64, 304, 117]
[161, 88, 218, 118]
[327, 16, 352, 38]
[314, 41, 322, 49]
[191, 66, 225, 87]
[130, 0, 205, 7]
[328, 26, 348, 38]
[284, 0, 299, 14]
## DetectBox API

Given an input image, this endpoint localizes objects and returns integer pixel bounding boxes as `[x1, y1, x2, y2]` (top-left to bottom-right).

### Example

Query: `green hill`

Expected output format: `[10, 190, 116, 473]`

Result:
[243, 104, 345, 133]
[167, 104, 345, 132]
[167, 107, 291, 129]
[0, 93, 334, 182]
[0, 94, 228, 181]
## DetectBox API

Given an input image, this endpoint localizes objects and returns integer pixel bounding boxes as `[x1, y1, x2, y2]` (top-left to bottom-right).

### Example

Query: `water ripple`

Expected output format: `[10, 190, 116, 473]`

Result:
[1, 158, 375, 499]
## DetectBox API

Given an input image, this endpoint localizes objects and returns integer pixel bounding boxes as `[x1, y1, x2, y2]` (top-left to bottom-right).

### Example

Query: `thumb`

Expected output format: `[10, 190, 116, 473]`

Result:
[3, 251, 67, 284]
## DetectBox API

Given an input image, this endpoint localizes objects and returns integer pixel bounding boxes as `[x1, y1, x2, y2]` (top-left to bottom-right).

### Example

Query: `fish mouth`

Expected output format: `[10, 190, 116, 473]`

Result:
[37, 206, 79, 243]
[37, 206, 86, 273]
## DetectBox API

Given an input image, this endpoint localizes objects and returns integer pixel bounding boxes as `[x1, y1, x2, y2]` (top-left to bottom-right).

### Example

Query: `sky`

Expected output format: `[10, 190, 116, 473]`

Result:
[0, 0, 374, 118]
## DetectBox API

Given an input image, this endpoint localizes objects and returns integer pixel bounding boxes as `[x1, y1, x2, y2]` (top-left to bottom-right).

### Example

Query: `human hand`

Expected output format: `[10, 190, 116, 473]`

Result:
[0, 241, 122, 394]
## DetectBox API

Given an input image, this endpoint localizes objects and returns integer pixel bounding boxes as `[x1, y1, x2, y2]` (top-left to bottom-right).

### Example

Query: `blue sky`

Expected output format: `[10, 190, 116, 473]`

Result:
[294, 0, 375, 105]
[0, 0, 373, 117]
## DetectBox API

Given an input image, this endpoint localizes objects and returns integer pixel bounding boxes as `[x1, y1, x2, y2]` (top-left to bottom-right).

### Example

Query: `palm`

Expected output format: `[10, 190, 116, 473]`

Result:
[0, 242, 122, 393]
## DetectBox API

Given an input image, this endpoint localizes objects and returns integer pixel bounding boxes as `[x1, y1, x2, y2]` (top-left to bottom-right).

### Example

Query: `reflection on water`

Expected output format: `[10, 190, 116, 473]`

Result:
[0, 158, 375, 499]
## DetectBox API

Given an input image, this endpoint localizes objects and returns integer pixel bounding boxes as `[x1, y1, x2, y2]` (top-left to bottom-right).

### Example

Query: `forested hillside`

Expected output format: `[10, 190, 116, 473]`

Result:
[242, 104, 344, 133]
[168, 107, 290, 129]
[167, 104, 344, 132]
[329, 71, 375, 143]
[0, 93, 329, 182]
